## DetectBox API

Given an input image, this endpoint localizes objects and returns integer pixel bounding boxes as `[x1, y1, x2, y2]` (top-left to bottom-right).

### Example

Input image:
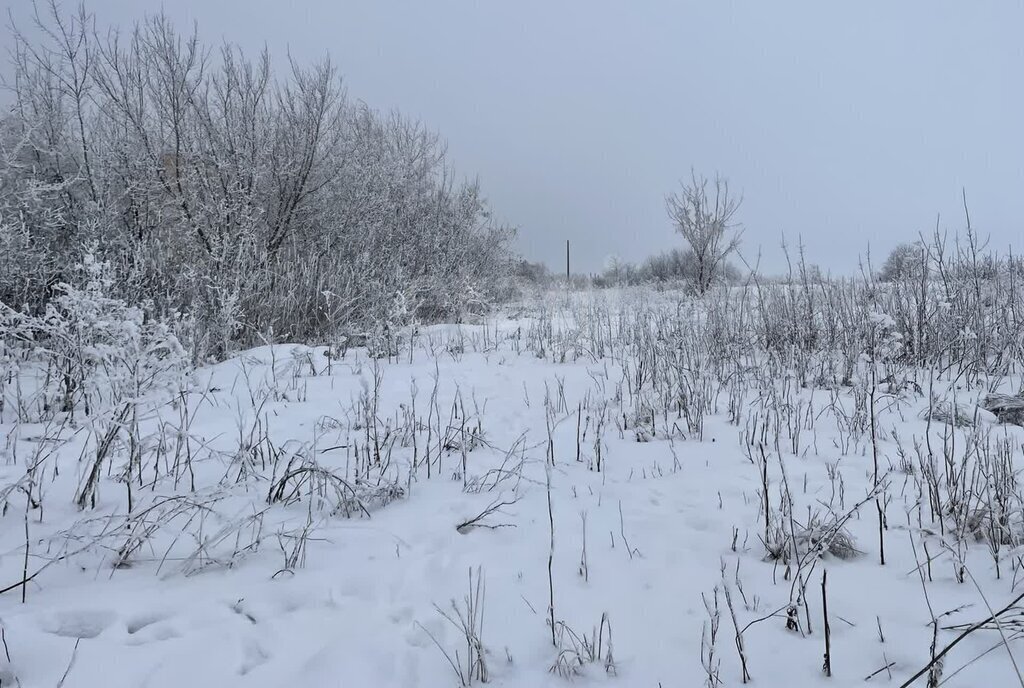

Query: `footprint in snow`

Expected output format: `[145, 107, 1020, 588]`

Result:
[124, 611, 183, 645]
[126, 611, 169, 635]
[39, 609, 117, 639]
[239, 638, 270, 675]
[124, 623, 180, 646]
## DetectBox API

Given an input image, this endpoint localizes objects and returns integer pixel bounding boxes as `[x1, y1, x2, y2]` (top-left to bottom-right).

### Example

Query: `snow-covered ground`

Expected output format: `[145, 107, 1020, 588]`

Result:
[2, 289, 1024, 687]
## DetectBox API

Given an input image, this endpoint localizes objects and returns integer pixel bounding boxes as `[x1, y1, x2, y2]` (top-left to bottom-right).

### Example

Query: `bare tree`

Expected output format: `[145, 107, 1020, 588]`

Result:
[665, 172, 742, 294]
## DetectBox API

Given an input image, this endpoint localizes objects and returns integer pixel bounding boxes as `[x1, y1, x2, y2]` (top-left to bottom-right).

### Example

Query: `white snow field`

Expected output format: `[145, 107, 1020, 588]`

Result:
[3, 287, 1024, 687]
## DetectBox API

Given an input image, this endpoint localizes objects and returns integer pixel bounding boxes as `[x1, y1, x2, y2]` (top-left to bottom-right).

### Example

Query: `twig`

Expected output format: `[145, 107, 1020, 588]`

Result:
[899, 590, 1024, 687]
[822, 569, 832, 677]
[56, 638, 81, 688]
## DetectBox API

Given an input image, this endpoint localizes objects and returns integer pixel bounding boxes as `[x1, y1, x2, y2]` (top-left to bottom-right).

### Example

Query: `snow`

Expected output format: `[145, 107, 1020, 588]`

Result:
[2, 290, 1024, 687]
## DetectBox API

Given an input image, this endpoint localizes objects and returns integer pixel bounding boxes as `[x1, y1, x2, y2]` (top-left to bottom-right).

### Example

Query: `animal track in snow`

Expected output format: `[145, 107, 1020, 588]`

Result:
[126, 611, 170, 634]
[239, 638, 271, 675]
[39, 609, 117, 639]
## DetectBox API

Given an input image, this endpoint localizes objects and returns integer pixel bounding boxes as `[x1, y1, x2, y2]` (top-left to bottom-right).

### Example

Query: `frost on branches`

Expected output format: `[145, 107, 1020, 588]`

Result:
[1, 254, 186, 424]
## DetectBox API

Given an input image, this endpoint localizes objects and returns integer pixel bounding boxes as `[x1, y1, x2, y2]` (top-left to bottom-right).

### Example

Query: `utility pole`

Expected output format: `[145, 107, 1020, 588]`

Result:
[566, 240, 570, 283]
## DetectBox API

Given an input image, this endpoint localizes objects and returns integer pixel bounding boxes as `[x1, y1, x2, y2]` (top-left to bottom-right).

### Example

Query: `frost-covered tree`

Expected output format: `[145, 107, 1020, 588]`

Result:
[1, 1, 514, 357]
[665, 172, 743, 294]
[878, 241, 928, 283]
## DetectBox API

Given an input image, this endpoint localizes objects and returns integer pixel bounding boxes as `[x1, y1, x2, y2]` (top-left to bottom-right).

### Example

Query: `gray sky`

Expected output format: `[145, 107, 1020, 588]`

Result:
[4, 1, 1023, 274]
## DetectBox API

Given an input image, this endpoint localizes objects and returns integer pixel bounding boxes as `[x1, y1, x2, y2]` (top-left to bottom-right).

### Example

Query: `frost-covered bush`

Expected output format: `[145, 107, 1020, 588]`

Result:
[0, 255, 186, 422]
[0, 6, 513, 360]
[723, 230, 1024, 388]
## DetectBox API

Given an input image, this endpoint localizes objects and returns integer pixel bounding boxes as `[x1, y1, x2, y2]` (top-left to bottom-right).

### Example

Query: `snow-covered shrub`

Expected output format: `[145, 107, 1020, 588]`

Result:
[762, 517, 860, 563]
[0, 254, 187, 422]
[266, 450, 404, 517]
[1, 7, 514, 361]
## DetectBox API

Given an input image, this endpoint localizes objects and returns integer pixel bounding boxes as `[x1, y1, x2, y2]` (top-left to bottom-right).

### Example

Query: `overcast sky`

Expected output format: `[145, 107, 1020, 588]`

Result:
[4, 1, 1022, 274]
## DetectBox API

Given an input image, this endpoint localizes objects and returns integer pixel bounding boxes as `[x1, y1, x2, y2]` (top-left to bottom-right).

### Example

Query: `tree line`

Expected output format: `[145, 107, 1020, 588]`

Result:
[0, 2, 514, 358]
